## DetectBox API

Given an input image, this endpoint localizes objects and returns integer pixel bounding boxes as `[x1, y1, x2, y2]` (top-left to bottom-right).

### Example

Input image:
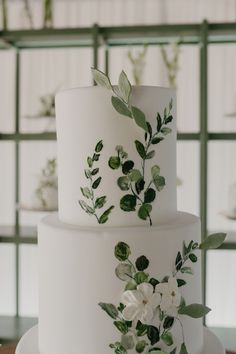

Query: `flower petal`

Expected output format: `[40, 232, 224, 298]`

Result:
[123, 303, 141, 321]
[121, 290, 143, 306]
[168, 277, 178, 292]
[137, 283, 154, 301]
[173, 292, 181, 307]
[155, 282, 168, 295]
[149, 292, 162, 309]
[166, 305, 178, 317]
[140, 304, 153, 324]
[160, 294, 172, 312]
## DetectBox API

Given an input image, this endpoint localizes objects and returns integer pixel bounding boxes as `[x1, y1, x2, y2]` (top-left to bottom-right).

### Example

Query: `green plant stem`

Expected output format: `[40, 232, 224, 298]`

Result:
[89, 176, 100, 223]
[175, 317, 185, 343]
[2, 0, 7, 30]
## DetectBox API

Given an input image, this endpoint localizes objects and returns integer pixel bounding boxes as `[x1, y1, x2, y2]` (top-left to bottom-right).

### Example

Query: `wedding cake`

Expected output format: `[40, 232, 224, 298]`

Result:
[16, 69, 226, 354]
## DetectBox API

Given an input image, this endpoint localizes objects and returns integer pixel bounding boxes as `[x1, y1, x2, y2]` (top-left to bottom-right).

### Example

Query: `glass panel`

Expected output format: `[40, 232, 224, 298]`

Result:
[20, 48, 93, 133]
[209, 44, 236, 132]
[0, 244, 16, 316]
[0, 142, 15, 226]
[177, 141, 199, 215]
[19, 245, 38, 317]
[206, 250, 236, 327]
[208, 142, 236, 237]
[0, 50, 15, 133]
[19, 141, 57, 226]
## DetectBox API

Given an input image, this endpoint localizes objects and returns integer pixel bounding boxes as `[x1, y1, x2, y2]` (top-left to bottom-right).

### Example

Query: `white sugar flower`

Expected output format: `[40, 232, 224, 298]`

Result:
[155, 277, 181, 316]
[121, 283, 161, 324]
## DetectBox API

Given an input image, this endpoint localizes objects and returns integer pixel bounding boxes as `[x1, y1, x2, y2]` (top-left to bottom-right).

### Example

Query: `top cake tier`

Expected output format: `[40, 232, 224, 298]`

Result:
[55, 85, 176, 227]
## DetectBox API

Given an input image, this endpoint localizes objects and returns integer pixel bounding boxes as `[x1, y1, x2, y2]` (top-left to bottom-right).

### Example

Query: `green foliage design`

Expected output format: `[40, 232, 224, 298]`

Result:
[79, 140, 114, 224]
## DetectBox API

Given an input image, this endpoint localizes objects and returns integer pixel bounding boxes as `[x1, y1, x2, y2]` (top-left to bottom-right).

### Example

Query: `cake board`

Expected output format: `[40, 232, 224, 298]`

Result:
[15, 325, 225, 354]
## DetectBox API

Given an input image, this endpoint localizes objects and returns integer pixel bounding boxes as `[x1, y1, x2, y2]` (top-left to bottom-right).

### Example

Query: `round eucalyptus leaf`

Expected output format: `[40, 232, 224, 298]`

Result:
[135, 178, 145, 195]
[117, 176, 130, 191]
[163, 316, 174, 330]
[129, 169, 142, 182]
[138, 204, 152, 221]
[153, 175, 165, 192]
[120, 194, 137, 211]
[134, 271, 149, 284]
[108, 156, 121, 169]
[122, 160, 134, 175]
[121, 334, 135, 350]
[147, 325, 160, 345]
[114, 242, 131, 261]
[115, 263, 134, 281]
[135, 340, 147, 353]
[161, 332, 173, 346]
[189, 253, 197, 263]
[144, 188, 156, 203]
[151, 165, 160, 179]
[135, 255, 149, 271]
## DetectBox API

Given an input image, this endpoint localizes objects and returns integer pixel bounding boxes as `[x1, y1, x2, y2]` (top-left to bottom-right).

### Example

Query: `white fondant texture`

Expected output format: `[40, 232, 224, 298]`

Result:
[38, 212, 203, 354]
[55, 86, 176, 227]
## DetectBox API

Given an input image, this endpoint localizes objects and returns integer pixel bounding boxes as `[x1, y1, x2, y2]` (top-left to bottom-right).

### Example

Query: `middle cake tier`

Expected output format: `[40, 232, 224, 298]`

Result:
[55, 86, 177, 227]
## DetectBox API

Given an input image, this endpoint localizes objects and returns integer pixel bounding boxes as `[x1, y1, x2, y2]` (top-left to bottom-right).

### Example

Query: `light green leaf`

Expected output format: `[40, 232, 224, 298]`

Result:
[80, 187, 93, 199]
[111, 96, 132, 118]
[178, 303, 211, 318]
[125, 281, 137, 290]
[99, 205, 114, 224]
[161, 127, 172, 135]
[131, 106, 148, 132]
[108, 156, 121, 169]
[87, 156, 93, 168]
[161, 331, 173, 346]
[95, 196, 106, 209]
[78, 200, 94, 215]
[121, 334, 135, 350]
[117, 176, 130, 191]
[180, 267, 194, 275]
[138, 204, 152, 221]
[199, 233, 226, 250]
[129, 169, 142, 182]
[134, 271, 149, 284]
[151, 165, 160, 179]
[153, 175, 165, 192]
[98, 302, 118, 319]
[115, 263, 135, 281]
[135, 340, 147, 353]
[114, 321, 129, 334]
[84, 169, 91, 178]
[91, 68, 112, 89]
[118, 70, 132, 103]
[180, 343, 188, 354]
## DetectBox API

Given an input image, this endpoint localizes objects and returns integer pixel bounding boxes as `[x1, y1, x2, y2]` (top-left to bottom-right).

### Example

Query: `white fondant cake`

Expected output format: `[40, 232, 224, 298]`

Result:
[16, 71, 225, 354]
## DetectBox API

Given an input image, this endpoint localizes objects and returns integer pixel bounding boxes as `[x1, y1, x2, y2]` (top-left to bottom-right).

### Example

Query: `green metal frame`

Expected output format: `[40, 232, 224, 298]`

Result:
[0, 20, 236, 342]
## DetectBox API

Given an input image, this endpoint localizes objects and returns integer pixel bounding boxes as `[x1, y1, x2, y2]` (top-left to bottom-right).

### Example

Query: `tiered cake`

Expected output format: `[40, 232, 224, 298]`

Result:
[16, 70, 225, 354]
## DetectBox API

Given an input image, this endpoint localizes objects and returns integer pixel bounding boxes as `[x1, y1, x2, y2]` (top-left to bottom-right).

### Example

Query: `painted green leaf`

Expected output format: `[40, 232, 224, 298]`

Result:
[199, 233, 226, 250]
[189, 253, 197, 263]
[98, 302, 118, 319]
[117, 176, 130, 191]
[153, 175, 165, 192]
[163, 316, 174, 329]
[135, 140, 146, 159]
[144, 188, 156, 203]
[91, 68, 112, 89]
[135, 255, 149, 271]
[149, 277, 160, 287]
[135, 340, 147, 353]
[151, 165, 160, 179]
[175, 251, 182, 271]
[99, 205, 114, 224]
[114, 242, 131, 261]
[147, 122, 152, 137]
[146, 150, 155, 159]
[92, 153, 100, 161]
[109, 156, 121, 169]
[111, 96, 132, 118]
[129, 169, 142, 182]
[180, 266, 194, 275]
[91, 167, 99, 175]
[165, 115, 173, 124]
[147, 325, 160, 345]
[120, 194, 137, 211]
[125, 281, 137, 290]
[177, 279, 187, 287]
[121, 334, 135, 350]
[161, 127, 172, 135]
[84, 169, 91, 178]
[80, 187, 93, 199]
[152, 136, 164, 145]
[92, 176, 102, 189]
[87, 156, 93, 168]
[118, 70, 132, 103]
[115, 263, 134, 281]
[109, 342, 127, 354]
[169, 348, 177, 354]
[180, 343, 188, 354]
[182, 241, 188, 256]
[117, 303, 125, 312]
[178, 303, 211, 318]
[169, 98, 173, 111]
[131, 106, 148, 132]
[95, 196, 106, 209]
[95, 140, 103, 152]
[156, 113, 162, 132]
[78, 200, 94, 215]
[114, 320, 129, 334]
[122, 160, 134, 175]
[138, 204, 152, 220]
[161, 332, 173, 346]
[135, 178, 145, 195]
[136, 321, 148, 336]
[134, 271, 149, 284]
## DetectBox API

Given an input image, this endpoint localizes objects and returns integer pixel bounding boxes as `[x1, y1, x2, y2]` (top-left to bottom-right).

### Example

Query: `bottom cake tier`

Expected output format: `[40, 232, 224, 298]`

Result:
[38, 212, 203, 354]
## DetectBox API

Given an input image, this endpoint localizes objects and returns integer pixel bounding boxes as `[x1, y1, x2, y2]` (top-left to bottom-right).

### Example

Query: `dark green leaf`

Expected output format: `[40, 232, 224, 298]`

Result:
[99, 205, 114, 224]
[134, 271, 149, 284]
[111, 96, 132, 118]
[114, 321, 128, 334]
[161, 332, 173, 346]
[118, 70, 132, 103]
[80, 187, 93, 199]
[95, 140, 103, 152]
[99, 302, 118, 319]
[149, 278, 160, 287]
[95, 196, 106, 209]
[115, 263, 134, 281]
[183, 241, 188, 257]
[92, 153, 100, 161]
[178, 303, 211, 318]
[186, 240, 194, 253]
[135, 178, 145, 195]
[125, 281, 137, 290]
[156, 113, 162, 132]
[87, 156, 93, 168]
[109, 156, 121, 169]
[92, 176, 102, 189]
[118, 303, 125, 312]
[180, 267, 193, 275]
[136, 340, 147, 353]
[165, 115, 173, 124]
[189, 253, 197, 263]
[144, 188, 156, 203]
[109, 342, 127, 354]
[91, 68, 112, 89]
[114, 242, 131, 261]
[153, 175, 165, 192]
[175, 251, 182, 271]
[131, 106, 148, 132]
[199, 233, 226, 250]
[180, 343, 188, 354]
[120, 194, 137, 211]
[151, 136, 164, 145]
[117, 176, 130, 191]
[146, 150, 155, 159]
[135, 255, 149, 271]
[135, 140, 146, 159]
[147, 326, 160, 345]
[136, 321, 148, 336]
[177, 279, 187, 287]
[91, 168, 99, 175]
[147, 122, 152, 137]
[163, 316, 174, 329]
[122, 160, 134, 175]
[138, 204, 152, 220]
[78, 200, 94, 215]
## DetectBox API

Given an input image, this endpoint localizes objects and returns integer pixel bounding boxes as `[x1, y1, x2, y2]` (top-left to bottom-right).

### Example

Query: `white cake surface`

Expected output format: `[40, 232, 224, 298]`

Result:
[55, 86, 176, 227]
[38, 212, 203, 354]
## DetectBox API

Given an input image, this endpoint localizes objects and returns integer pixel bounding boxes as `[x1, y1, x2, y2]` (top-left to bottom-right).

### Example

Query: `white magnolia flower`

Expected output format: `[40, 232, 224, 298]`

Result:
[155, 277, 181, 316]
[121, 283, 161, 324]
